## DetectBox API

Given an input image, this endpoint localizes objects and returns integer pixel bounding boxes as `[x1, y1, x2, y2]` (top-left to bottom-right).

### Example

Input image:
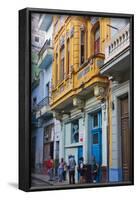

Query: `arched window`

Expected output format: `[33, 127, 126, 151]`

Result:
[80, 30, 85, 65]
[66, 38, 70, 75]
[56, 52, 58, 84]
[60, 45, 65, 82]
[94, 26, 100, 55]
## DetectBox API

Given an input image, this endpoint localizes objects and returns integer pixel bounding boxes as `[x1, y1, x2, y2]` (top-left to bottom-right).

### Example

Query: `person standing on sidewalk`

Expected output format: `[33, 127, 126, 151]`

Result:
[47, 155, 54, 181]
[58, 158, 65, 182]
[77, 157, 86, 183]
[68, 155, 76, 184]
[63, 161, 67, 181]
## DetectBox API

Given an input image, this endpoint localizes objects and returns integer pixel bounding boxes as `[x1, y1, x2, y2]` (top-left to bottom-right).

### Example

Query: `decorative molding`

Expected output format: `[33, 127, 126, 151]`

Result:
[53, 111, 63, 121]
[59, 35, 65, 47]
[77, 65, 91, 80]
[70, 26, 74, 38]
[70, 64, 74, 73]
[66, 31, 69, 39]
[97, 59, 104, 68]
[73, 97, 85, 109]
[94, 85, 108, 102]
[90, 17, 99, 25]
[80, 24, 85, 31]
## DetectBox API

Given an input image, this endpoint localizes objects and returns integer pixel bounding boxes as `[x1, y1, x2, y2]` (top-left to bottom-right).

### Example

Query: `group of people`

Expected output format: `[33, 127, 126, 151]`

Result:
[46, 155, 99, 184]
[77, 156, 99, 184]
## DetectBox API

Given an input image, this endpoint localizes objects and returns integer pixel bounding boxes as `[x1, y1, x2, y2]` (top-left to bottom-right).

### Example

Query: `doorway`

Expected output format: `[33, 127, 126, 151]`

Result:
[91, 110, 102, 181]
[91, 111, 102, 164]
[120, 96, 131, 181]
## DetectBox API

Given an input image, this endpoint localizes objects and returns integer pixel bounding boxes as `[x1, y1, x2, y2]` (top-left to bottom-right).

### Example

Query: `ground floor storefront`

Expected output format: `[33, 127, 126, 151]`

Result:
[31, 81, 132, 184]
[59, 80, 131, 183]
[31, 118, 61, 175]
[109, 81, 131, 182]
[59, 96, 107, 183]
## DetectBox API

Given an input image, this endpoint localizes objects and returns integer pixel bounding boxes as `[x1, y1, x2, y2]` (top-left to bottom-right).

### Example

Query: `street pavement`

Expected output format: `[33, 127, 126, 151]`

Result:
[31, 173, 69, 187]
[31, 173, 113, 188]
[31, 177, 50, 187]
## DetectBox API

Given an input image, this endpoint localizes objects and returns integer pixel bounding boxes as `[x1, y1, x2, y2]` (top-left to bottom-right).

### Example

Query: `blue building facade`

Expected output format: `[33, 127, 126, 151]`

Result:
[31, 14, 61, 174]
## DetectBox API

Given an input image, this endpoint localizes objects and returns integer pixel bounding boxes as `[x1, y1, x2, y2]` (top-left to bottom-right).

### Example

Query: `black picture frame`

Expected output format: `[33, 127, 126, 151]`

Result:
[19, 8, 134, 192]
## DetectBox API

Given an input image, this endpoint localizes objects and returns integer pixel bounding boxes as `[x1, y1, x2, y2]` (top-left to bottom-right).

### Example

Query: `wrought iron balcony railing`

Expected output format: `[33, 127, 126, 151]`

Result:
[31, 112, 41, 127]
[38, 39, 53, 58]
[36, 96, 49, 110]
[38, 39, 53, 69]
[35, 96, 53, 119]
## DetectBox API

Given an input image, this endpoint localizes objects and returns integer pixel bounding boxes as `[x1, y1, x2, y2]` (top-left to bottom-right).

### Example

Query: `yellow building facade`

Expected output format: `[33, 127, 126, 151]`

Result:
[50, 15, 131, 184]
[50, 16, 110, 111]
[50, 15, 113, 183]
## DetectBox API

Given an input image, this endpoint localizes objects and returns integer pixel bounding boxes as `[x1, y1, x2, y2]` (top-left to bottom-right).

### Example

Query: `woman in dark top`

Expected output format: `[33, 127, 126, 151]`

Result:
[77, 157, 85, 183]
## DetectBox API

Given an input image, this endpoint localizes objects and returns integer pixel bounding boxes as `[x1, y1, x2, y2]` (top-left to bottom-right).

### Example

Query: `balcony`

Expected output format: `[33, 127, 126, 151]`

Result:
[31, 110, 41, 128]
[38, 39, 53, 69]
[50, 54, 108, 111]
[51, 74, 74, 111]
[31, 76, 40, 90]
[75, 53, 107, 96]
[38, 15, 52, 31]
[101, 24, 130, 82]
[105, 24, 130, 63]
[35, 96, 53, 119]
[31, 112, 41, 128]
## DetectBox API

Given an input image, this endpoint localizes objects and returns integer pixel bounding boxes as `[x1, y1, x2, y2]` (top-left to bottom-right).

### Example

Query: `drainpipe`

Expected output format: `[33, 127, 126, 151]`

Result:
[107, 77, 113, 182]
[106, 91, 109, 182]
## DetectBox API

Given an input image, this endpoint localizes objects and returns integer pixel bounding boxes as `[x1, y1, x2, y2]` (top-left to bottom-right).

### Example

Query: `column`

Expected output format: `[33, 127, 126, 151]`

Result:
[83, 113, 88, 164]
[59, 121, 65, 160]
[101, 102, 108, 182]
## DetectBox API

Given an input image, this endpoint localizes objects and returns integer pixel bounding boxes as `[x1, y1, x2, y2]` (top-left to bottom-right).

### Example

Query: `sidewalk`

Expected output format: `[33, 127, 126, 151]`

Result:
[32, 173, 69, 186]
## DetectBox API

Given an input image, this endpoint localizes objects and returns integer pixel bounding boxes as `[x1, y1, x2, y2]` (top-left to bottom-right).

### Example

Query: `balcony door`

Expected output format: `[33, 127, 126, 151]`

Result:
[94, 27, 100, 55]
[60, 45, 65, 82]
